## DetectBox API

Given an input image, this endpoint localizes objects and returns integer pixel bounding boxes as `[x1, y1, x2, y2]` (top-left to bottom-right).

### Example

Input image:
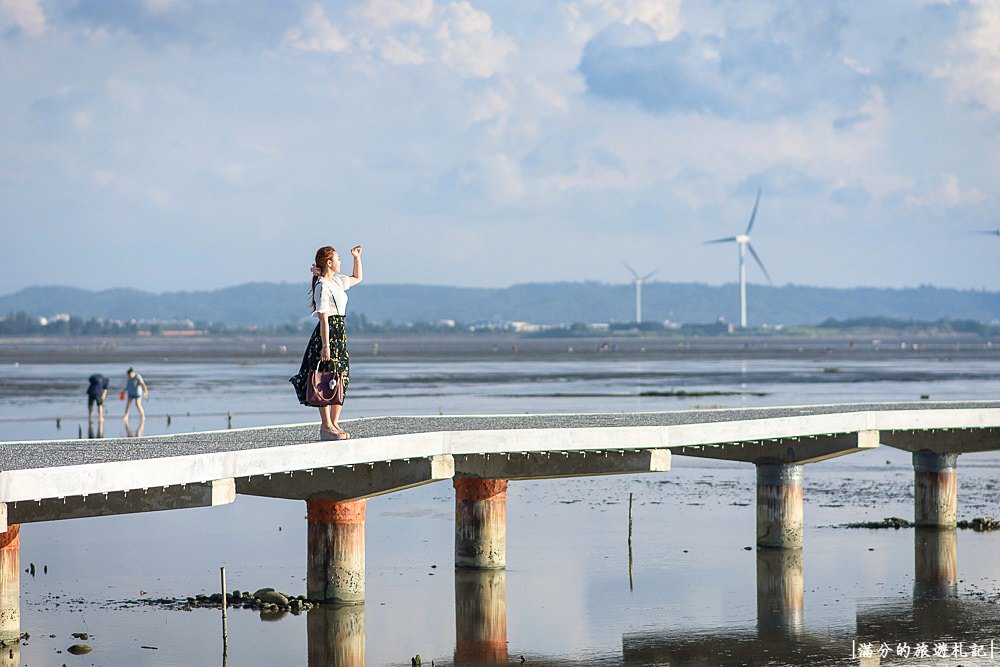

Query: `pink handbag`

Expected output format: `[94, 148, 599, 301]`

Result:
[305, 361, 344, 407]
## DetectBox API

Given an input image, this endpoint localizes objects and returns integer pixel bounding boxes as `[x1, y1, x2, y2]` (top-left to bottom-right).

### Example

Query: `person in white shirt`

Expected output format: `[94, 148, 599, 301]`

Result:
[289, 244, 363, 441]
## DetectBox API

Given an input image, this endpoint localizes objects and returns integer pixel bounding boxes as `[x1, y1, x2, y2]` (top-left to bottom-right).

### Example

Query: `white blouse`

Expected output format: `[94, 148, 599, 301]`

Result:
[312, 275, 351, 317]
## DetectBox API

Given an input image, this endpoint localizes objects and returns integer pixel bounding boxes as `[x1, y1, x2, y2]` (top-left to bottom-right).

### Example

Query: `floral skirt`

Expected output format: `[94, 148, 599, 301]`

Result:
[289, 316, 350, 405]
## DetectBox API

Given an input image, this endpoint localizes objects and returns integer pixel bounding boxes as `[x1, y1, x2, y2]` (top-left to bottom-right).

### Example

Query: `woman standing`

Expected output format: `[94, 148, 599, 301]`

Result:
[290, 244, 363, 441]
[122, 367, 148, 425]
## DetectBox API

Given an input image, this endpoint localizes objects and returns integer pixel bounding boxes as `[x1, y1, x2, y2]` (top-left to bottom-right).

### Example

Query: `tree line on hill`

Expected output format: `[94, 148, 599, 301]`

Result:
[0, 281, 997, 332]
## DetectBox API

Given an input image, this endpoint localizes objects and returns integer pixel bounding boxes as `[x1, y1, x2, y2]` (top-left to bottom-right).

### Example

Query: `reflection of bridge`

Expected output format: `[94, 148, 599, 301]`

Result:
[622, 528, 1000, 667]
[2, 402, 999, 663]
[307, 529, 995, 665]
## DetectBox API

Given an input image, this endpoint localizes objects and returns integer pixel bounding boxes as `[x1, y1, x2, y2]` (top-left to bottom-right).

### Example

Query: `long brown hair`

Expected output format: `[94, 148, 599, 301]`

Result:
[310, 246, 336, 312]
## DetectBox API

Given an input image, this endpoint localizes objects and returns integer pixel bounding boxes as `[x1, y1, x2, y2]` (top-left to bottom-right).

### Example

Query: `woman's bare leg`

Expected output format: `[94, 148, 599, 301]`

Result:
[331, 403, 346, 434]
[319, 405, 335, 430]
[135, 397, 145, 420]
[123, 398, 132, 421]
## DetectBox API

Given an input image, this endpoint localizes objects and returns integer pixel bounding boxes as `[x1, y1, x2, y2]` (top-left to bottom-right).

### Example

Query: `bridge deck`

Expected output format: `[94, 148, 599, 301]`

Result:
[1, 401, 998, 529]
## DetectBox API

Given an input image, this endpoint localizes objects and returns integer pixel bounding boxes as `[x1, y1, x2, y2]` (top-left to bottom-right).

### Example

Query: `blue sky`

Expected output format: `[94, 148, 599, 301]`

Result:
[1, 0, 998, 293]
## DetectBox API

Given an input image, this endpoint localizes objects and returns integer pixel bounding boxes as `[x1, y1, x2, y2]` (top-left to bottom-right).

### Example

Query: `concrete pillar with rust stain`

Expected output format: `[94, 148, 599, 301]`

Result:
[307, 499, 366, 604]
[307, 602, 365, 667]
[454, 478, 507, 569]
[756, 463, 803, 549]
[913, 450, 958, 528]
[454, 569, 508, 664]
[0, 525, 19, 642]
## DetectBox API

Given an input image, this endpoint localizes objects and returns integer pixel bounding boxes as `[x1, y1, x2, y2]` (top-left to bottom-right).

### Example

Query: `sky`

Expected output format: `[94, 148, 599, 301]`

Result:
[1, 0, 999, 294]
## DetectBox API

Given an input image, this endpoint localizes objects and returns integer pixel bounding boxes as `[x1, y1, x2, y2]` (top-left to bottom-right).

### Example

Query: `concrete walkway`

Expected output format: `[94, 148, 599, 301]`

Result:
[1, 401, 998, 530]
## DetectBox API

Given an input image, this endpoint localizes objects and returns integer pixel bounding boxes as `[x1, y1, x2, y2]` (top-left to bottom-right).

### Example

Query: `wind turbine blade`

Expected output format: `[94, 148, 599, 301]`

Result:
[641, 269, 658, 281]
[747, 243, 772, 284]
[745, 188, 762, 234]
[622, 261, 639, 278]
[703, 236, 738, 245]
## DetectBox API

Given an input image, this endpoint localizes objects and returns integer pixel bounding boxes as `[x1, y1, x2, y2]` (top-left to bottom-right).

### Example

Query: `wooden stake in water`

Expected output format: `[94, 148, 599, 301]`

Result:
[221, 566, 229, 663]
[227, 412, 233, 429]
[628, 492, 634, 591]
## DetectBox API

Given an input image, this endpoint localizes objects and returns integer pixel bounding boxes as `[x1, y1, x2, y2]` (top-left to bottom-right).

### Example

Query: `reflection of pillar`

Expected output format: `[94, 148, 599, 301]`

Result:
[307, 603, 365, 667]
[756, 463, 803, 548]
[914, 527, 957, 599]
[756, 547, 803, 638]
[454, 569, 508, 664]
[913, 451, 958, 528]
[0, 525, 19, 642]
[454, 479, 507, 569]
[307, 499, 366, 604]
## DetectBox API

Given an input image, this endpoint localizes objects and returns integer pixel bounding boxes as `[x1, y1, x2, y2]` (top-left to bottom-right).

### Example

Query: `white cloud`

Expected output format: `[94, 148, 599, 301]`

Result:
[286, 3, 351, 54]
[0, 0, 46, 36]
[72, 111, 91, 132]
[612, 0, 683, 41]
[432, 2, 515, 78]
[379, 33, 426, 65]
[934, 0, 1000, 113]
[287, 2, 514, 79]
[354, 0, 434, 29]
[562, 0, 683, 42]
[91, 169, 116, 187]
[907, 173, 987, 208]
[142, 0, 177, 16]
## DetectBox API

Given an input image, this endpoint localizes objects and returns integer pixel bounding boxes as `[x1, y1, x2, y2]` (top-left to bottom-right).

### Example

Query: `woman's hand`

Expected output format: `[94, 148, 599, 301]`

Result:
[351, 244, 363, 258]
[320, 347, 332, 362]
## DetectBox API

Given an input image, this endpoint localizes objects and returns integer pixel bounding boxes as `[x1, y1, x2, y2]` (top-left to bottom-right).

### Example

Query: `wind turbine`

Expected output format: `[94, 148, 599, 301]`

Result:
[624, 263, 657, 324]
[704, 188, 772, 328]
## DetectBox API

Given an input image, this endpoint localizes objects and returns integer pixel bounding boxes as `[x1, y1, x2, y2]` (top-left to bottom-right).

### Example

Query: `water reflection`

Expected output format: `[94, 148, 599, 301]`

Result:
[756, 547, 803, 639]
[307, 604, 365, 667]
[622, 531, 999, 666]
[0, 644, 18, 667]
[302, 569, 509, 666]
[123, 417, 144, 438]
[855, 528, 992, 649]
[454, 569, 507, 665]
[623, 547, 823, 666]
[913, 528, 957, 599]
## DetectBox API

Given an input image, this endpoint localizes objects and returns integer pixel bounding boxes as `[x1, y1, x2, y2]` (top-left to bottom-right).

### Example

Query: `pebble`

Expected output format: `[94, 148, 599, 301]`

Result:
[67, 644, 92, 655]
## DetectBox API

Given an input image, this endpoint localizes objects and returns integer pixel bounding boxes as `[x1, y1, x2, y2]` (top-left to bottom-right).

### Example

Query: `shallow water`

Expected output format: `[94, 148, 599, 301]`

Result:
[2, 336, 1000, 665]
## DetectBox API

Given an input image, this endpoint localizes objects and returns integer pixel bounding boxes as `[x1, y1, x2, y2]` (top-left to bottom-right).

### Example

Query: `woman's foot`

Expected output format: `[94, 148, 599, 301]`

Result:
[332, 424, 351, 439]
[320, 426, 342, 441]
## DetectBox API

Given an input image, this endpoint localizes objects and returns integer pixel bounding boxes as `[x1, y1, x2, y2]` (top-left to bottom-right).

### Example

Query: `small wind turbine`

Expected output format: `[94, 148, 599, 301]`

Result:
[624, 262, 657, 324]
[704, 188, 772, 328]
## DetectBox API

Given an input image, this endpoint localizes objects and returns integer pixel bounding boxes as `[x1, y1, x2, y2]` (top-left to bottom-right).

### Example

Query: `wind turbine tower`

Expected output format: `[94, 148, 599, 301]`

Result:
[704, 188, 772, 328]
[624, 263, 657, 324]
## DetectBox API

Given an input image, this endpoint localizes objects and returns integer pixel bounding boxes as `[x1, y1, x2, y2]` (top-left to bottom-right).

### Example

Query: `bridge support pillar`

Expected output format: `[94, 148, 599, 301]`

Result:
[454, 478, 507, 569]
[913, 451, 958, 528]
[0, 525, 19, 642]
[454, 568, 508, 664]
[756, 463, 803, 548]
[307, 499, 366, 604]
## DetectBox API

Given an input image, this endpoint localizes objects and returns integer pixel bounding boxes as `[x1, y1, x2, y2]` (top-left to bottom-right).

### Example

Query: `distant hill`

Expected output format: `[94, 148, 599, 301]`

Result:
[1, 282, 998, 327]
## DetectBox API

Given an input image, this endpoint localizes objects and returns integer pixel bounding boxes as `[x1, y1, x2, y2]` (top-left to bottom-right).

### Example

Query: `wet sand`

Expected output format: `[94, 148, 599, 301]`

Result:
[1, 332, 997, 365]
